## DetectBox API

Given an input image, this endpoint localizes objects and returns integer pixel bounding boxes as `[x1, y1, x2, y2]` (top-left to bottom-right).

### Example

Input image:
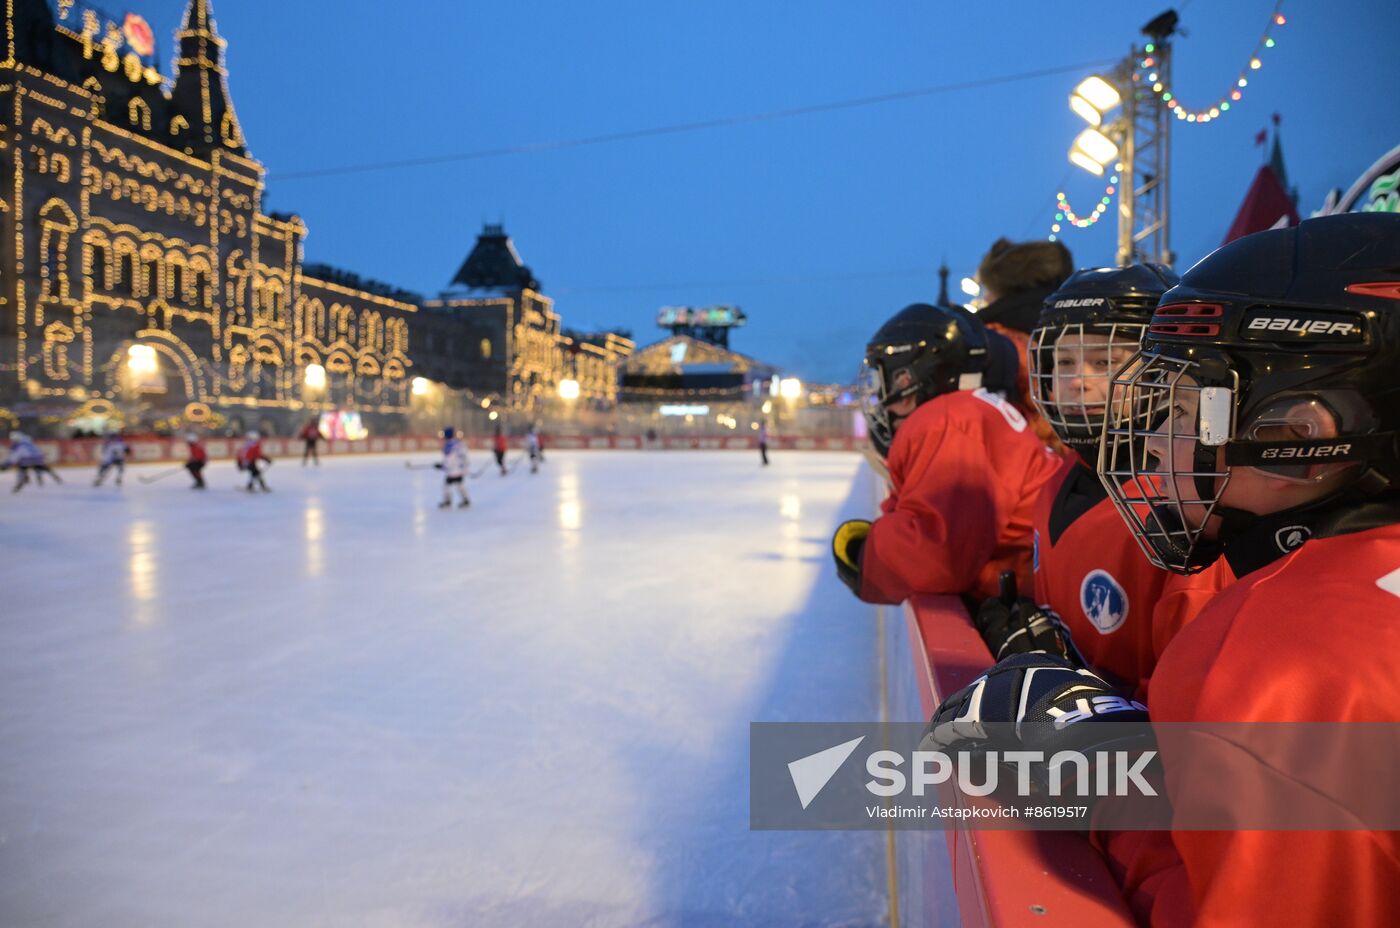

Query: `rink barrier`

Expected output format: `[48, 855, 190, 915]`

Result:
[902, 594, 1136, 927]
[1, 435, 860, 465]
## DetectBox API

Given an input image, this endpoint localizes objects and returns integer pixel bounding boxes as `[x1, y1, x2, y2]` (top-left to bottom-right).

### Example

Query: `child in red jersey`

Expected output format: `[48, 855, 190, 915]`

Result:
[831, 303, 1061, 604]
[236, 430, 270, 492]
[974, 265, 1232, 699]
[184, 432, 207, 489]
[928, 215, 1400, 928]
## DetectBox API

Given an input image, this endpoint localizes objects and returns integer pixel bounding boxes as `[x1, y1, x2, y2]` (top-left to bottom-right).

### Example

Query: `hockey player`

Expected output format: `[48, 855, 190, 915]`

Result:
[975, 265, 1231, 697]
[3, 431, 62, 492]
[299, 418, 324, 466]
[185, 432, 207, 489]
[93, 429, 131, 487]
[758, 422, 770, 466]
[437, 427, 470, 508]
[831, 303, 1062, 604]
[236, 430, 271, 492]
[525, 424, 542, 475]
[930, 215, 1400, 926]
[492, 423, 508, 476]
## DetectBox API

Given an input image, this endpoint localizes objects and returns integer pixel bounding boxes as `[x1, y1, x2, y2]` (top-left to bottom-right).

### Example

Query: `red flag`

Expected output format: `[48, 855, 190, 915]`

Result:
[1254, 129, 1268, 146]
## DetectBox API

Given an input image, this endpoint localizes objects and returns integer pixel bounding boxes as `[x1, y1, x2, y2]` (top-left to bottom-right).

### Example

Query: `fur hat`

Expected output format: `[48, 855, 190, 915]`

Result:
[977, 238, 1074, 297]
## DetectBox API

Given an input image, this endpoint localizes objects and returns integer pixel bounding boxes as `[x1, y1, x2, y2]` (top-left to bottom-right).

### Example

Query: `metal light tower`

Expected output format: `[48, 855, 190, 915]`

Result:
[1120, 11, 1179, 266]
[1069, 10, 1178, 267]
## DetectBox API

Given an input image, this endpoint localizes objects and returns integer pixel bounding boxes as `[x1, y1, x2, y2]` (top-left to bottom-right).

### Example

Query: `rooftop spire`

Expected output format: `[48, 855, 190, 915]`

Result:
[171, 0, 245, 156]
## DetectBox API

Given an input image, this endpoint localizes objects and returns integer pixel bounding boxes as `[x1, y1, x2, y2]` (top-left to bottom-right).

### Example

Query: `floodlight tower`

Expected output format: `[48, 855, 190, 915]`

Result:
[1067, 10, 1178, 267]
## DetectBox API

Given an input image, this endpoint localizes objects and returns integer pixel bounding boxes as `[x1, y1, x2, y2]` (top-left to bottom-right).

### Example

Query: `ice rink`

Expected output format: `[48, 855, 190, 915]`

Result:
[1, 450, 896, 926]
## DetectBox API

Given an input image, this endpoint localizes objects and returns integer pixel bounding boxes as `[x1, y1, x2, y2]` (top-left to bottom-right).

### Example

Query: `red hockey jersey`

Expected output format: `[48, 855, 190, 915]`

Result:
[859, 388, 1062, 603]
[1108, 517, 1400, 927]
[1032, 457, 1233, 698]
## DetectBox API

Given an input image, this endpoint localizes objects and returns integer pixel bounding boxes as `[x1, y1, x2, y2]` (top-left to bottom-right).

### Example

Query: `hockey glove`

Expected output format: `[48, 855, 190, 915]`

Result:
[924, 652, 1153, 811]
[975, 596, 1084, 665]
[923, 652, 1148, 753]
[831, 519, 871, 597]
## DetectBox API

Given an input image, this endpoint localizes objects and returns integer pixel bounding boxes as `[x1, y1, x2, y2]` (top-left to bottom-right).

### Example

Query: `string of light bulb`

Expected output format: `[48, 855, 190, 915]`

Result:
[1140, 1, 1287, 124]
[1048, 172, 1120, 241]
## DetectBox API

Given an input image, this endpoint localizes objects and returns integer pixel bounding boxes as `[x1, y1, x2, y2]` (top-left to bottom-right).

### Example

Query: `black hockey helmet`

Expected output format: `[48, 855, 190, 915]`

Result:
[860, 302, 990, 457]
[1100, 212, 1400, 573]
[1029, 263, 1177, 458]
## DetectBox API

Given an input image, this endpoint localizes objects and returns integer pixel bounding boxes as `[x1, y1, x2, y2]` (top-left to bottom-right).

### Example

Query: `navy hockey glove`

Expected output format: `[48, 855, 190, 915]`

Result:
[922, 652, 1149, 756]
[831, 519, 871, 596]
[974, 596, 1084, 665]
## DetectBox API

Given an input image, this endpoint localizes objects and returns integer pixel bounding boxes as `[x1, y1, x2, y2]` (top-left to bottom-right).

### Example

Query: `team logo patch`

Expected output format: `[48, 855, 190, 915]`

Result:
[1080, 569, 1128, 634]
[1274, 525, 1312, 554]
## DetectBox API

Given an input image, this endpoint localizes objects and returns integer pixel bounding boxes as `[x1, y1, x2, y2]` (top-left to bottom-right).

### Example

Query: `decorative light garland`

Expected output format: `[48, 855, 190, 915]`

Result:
[1139, 1, 1287, 124]
[1048, 172, 1120, 241]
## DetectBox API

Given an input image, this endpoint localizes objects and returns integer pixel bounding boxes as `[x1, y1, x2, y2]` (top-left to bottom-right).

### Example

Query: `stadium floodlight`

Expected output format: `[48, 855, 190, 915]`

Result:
[1070, 127, 1120, 175]
[303, 363, 326, 388]
[1071, 75, 1121, 123]
[411, 376, 432, 396]
[558, 378, 581, 400]
[1069, 149, 1106, 176]
[779, 377, 803, 400]
[960, 277, 980, 297]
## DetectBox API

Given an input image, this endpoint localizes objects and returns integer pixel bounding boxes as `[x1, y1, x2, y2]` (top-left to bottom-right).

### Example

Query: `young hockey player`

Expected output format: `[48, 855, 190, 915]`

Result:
[526, 424, 542, 475]
[93, 430, 131, 487]
[185, 432, 207, 489]
[437, 427, 470, 508]
[4, 431, 63, 492]
[831, 303, 1062, 604]
[974, 265, 1232, 698]
[236, 430, 271, 492]
[758, 422, 770, 466]
[492, 423, 508, 476]
[927, 215, 1400, 927]
[299, 418, 324, 466]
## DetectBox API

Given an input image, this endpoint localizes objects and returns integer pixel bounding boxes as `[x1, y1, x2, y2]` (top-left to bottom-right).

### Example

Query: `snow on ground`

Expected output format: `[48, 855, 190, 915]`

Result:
[0, 450, 897, 927]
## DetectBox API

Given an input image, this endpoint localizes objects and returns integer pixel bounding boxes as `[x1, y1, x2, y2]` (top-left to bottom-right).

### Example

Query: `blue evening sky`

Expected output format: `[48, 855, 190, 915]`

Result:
[130, 1, 1397, 382]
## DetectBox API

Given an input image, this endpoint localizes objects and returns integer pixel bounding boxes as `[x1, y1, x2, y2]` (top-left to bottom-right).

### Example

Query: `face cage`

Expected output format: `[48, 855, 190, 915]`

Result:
[858, 362, 895, 454]
[1099, 350, 1238, 574]
[1028, 322, 1146, 453]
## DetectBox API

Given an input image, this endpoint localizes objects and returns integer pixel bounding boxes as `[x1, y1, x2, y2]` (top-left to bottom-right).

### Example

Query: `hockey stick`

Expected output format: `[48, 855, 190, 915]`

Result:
[507, 453, 528, 473]
[405, 459, 438, 470]
[138, 466, 186, 484]
[469, 462, 491, 478]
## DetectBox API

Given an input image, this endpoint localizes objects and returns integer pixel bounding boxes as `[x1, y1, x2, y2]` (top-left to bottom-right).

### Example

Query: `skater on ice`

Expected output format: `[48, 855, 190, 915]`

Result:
[93, 430, 131, 487]
[437, 427, 470, 508]
[492, 423, 508, 476]
[236, 430, 271, 492]
[3, 432, 63, 492]
[299, 418, 324, 466]
[526, 424, 542, 474]
[185, 433, 208, 489]
[758, 421, 770, 466]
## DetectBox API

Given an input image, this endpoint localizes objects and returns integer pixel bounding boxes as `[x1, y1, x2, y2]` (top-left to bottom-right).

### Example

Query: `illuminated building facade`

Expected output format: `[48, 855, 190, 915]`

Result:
[1, 2, 630, 436]
[422, 224, 632, 411]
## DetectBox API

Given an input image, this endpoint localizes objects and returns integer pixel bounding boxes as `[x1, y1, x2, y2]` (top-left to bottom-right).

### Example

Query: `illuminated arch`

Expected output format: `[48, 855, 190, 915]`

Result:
[38, 199, 79, 300]
[127, 98, 152, 131]
[43, 321, 75, 379]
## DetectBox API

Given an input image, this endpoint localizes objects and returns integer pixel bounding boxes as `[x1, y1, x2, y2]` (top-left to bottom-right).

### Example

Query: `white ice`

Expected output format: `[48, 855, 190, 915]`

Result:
[0, 450, 902, 926]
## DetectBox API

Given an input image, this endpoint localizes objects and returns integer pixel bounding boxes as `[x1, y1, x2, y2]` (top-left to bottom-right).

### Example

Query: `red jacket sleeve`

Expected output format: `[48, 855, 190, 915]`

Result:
[857, 398, 1001, 603]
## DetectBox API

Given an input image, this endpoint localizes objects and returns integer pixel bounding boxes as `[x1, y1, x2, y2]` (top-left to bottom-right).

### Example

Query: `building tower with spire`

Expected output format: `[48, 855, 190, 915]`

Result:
[170, 0, 245, 156]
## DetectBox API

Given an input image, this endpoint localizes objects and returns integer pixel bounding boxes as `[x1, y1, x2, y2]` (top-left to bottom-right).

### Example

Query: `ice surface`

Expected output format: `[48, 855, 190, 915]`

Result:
[0, 450, 900, 926]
